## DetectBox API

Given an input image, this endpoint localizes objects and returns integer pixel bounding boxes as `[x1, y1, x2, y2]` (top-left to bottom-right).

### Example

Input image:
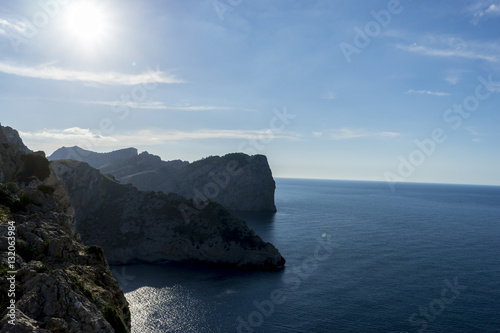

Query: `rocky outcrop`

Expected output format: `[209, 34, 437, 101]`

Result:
[49, 147, 277, 212]
[0, 123, 130, 332]
[49, 146, 138, 170]
[0, 126, 31, 184]
[52, 159, 285, 269]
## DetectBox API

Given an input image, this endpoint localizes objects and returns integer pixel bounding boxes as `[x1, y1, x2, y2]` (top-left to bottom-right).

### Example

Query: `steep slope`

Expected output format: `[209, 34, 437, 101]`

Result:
[49, 146, 277, 212]
[0, 124, 130, 332]
[52, 160, 285, 269]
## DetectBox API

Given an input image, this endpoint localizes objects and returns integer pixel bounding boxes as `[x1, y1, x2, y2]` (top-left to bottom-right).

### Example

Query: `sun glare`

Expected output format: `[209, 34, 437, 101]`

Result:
[64, 1, 110, 47]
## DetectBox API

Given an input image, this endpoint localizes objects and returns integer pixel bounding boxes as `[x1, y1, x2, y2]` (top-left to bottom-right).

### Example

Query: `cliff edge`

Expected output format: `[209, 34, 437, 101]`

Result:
[0, 124, 131, 332]
[49, 147, 277, 212]
[51, 159, 285, 269]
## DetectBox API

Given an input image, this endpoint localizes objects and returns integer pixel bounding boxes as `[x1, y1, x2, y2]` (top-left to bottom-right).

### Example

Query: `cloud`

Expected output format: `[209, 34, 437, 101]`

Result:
[0, 18, 31, 35]
[330, 128, 400, 140]
[444, 68, 468, 85]
[469, 1, 500, 24]
[81, 100, 234, 111]
[405, 89, 450, 96]
[445, 76, 459, 85]
[396, 35, 500, 63]
[0, 62, 183, 85]
[19, 127, 302, 152]
[312, 131, 323, 137]
[397, 44, 500, 63]
[323, 92, 336, 100]
[466, 126, 485, 143]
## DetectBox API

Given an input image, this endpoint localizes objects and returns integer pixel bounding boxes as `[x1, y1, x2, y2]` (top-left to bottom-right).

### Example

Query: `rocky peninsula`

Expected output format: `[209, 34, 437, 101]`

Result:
[49, 146, 277, 212]
[52, 159, 285, 269]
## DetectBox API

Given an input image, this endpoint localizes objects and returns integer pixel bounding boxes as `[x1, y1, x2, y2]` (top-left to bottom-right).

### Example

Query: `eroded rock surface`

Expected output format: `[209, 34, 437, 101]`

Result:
[49, 146, 277, 212]
[52, 159, 285, 269]
[0, 123, 130, 333]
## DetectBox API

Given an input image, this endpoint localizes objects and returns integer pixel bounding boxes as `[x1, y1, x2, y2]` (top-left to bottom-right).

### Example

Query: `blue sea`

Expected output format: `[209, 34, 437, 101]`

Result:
[111, 179, 500, 332]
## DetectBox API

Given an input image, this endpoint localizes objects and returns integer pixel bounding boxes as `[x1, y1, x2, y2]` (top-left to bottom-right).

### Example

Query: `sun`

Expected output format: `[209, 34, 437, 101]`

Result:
[64, 1, 110, 47]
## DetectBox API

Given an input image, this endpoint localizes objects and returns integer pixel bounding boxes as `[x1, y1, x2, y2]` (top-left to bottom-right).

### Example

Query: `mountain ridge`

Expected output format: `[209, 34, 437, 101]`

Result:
[49, 146, 277, 212]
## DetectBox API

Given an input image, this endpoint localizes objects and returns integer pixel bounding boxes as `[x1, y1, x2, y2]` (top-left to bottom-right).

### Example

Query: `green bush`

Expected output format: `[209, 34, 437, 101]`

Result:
[16, 154, 50, 183]
[37, 265, 50, 273]
[0, 265, 9, 276]
[0, 187, 13, 207]
[10, 195, 33, 213]
[37, 185, 55, 195]
[101, 306, 128, 333]
[0, 206, 9, 223]
[84, 245, 102, 256]
[0, 185, 32, 213]
[68, 274, 94, 300]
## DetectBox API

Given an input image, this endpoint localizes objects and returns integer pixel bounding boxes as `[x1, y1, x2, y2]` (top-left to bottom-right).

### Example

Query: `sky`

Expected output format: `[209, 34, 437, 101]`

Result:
[1, 0, 500, 186]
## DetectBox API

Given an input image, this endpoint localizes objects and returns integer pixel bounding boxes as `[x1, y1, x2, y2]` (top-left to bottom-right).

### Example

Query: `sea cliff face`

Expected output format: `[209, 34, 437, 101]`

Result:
[0, 124, 131, 332]
[49, 147, 277, 212]
[52, 159, 285, 269]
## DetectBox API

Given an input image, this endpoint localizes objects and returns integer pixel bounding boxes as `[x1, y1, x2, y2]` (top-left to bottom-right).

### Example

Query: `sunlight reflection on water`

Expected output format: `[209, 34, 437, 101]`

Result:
[126, 285, 215, 332]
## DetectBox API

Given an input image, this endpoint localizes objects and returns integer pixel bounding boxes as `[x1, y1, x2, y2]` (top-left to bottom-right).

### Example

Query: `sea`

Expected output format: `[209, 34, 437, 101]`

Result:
[111, 178, 500, 332]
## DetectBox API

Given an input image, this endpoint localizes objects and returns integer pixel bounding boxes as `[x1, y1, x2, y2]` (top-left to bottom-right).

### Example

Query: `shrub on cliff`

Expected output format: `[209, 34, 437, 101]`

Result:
[16, 154, 50, 183]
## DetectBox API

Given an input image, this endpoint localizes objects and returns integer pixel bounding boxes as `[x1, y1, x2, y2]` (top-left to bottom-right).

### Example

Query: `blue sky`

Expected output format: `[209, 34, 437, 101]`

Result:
[1, 0, 500, 185]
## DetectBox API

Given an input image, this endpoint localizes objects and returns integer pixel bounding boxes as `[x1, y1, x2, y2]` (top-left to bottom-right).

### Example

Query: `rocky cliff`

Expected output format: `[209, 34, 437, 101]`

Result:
[51, 159, 285, 269]
[49, 146, 138, 170]
[0, 124, 131, 332]
[49, 147, 277, 212]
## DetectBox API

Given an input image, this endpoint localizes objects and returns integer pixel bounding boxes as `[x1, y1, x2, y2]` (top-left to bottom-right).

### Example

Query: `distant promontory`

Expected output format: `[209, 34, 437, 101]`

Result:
[49, 146, 277, 212]
[51, 159, 285, 269]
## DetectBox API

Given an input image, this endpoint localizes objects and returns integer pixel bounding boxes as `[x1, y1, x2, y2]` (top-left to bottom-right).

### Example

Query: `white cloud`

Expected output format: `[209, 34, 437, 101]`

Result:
[466, 126, 485, 143]
[405, 89, 450, 96]
[330, 128, 400, 140]
[394, 33, 500, 64]
[0, 62, 183, 85]
[312, 131, 323, 137]
[323, 92, 336, 100]
[81, 100, 234, 111]
[0, 18, 30, 35]
[444, 69, 468, 85]
[486, 4, 500, 13]
[445, 76, 459, 85]
[19, 127, 302, 152]
[397, 42, 500, 63]
[470, 1, 500, 24]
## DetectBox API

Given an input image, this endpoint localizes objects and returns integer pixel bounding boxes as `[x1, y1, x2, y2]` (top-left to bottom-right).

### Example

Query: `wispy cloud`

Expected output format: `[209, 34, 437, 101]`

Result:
[81, 100, 234, 111]
[444, 69, 468, 85]
[322, 92, 336, 100]
[0, 18, 30, 35]
[468, 1, 500, 24]
[0, 62, 183, 85]
[405, 89, 450, 96]
[396, 37, 500, 63]
[445, 76, 459, 85]
[20, 127, 302, 152]
[465, 126, 486, 143]
[330, 128, 400, 140]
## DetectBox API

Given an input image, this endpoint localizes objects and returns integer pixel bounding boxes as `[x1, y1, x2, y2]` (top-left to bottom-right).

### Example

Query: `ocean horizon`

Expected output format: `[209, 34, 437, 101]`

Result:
[112, 178, 500, 332]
